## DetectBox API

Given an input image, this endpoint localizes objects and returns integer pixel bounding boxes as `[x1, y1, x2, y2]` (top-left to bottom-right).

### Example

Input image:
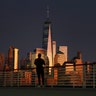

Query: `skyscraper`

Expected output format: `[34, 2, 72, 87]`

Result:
[59, 46, 68, 61]
[47, 24, 53, 67]
[8, 46, 14, 70]
[42, 7, 53, 74]
[54, 51, 66, 65]
[52, 41, 56, 65]
[42, 7, 51, 50]
[0, 53, 4, 71]
[14, 48, 19, 71]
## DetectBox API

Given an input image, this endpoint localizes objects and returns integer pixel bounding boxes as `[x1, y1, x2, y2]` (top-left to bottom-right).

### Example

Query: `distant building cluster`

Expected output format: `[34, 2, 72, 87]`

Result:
[0, 9, 95, 87]
[0, 8, 87, 73]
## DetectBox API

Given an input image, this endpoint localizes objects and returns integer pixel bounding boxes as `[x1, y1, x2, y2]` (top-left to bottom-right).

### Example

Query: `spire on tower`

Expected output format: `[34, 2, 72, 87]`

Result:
[46, 6, 50, 19]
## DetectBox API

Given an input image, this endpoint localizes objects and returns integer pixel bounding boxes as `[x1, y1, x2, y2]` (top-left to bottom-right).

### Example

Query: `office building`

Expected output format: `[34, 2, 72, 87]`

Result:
[72, 51, 83, 71]
[59, 46, 68, 61]
[42, 7, 51, 50]
[26, 52, 32, 69]
[52, 41, 56, 65]
[0, 53, 4, 71]
[54, 51, 66, 65]
[8, 46, 14, 70]
[20, 57, 26, 69]
[47, 24, 53, 67]
[31, 48, 47, 68]
[14, 48, 19, 71]
[42, 8, 53, 74]
[35, 48, 46, 58]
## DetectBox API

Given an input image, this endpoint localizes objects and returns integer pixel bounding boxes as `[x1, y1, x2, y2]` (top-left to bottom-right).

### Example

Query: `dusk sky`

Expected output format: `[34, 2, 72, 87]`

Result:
[0, 0, 96, 62]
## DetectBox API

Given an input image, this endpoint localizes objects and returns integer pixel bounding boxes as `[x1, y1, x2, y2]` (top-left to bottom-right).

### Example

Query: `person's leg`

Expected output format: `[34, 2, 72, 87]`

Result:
[41, 69, 44, 85]
[37, 70, 41, 85]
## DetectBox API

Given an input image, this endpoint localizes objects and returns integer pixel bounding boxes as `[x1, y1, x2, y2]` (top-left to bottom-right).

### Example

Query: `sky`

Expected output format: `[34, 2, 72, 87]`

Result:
[0, 0, 96, 62]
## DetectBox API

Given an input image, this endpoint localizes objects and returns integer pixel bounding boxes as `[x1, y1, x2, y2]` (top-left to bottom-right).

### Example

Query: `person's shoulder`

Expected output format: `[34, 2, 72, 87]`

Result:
[41, 58, 44, 60]
[35, 58, 39, 61]
[36, 57, 40, 59]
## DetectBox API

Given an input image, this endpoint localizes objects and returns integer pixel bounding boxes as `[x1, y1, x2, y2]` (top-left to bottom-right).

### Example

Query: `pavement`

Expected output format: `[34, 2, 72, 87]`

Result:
[0, 87, 96, 96]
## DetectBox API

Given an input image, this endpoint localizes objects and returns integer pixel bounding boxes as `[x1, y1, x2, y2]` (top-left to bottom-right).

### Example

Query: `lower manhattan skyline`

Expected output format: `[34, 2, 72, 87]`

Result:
[0, 0, 96, 62]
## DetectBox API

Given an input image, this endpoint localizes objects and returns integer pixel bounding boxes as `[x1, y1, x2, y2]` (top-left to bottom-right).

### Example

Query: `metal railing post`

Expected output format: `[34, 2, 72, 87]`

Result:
[35, 72, 37, 87]
[3, 71, 6, 87]
[93, 63, 95, 88]
[10, 71, 13, 87]
[72, 71, 75, 88]
[83, 64, 86, 88]
[51, 67, 54, 88]
[17, 71, 19, 87]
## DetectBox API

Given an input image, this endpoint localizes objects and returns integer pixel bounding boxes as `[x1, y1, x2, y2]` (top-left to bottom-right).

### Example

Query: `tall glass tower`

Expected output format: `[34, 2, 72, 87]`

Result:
[42, 7, 51, 50]
[42, 7, 53, 74]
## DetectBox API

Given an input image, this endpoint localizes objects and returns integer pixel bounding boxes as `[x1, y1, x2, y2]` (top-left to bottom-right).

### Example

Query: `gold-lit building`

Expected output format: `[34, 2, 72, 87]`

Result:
[59, 46, 68, 62]
[54, 51, 66, 65]
[27, 48, 47, 68]
[20, 71, 32, 86]
[42, 7, 53, 74]
[35, 48, 46, 58]
[52, 41, 56, 65]
[74, 51, 83, 71]
[14, 48, 19, 71]
[47, 24, 53, 67]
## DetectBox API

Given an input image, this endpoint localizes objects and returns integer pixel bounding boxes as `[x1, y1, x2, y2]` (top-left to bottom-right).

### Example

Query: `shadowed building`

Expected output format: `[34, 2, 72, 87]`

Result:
[8, 46, 14, 70]
[20, 57, 26, 69]
[0, 53, 4, 71]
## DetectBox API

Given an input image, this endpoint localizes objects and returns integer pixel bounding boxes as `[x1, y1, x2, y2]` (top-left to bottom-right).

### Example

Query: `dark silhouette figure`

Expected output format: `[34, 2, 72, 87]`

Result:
[34, 53, 45, 86]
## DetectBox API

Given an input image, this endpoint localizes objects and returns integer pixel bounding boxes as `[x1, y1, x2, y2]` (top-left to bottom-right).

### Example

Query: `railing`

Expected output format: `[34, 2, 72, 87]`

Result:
[0, 63, 96, 88]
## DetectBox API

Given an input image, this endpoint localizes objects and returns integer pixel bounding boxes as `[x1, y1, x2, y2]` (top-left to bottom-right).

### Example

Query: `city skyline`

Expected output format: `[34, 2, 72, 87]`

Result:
[0, 0, 96, 62]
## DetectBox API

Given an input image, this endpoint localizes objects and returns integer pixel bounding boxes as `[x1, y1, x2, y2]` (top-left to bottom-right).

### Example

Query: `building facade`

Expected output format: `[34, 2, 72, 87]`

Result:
[59, 46, 68, 62]
[52, 41, 56, 65]
[54, 51, 66, 65]
[42, 7, 51, 50]
[14, 48, 19, 71]
[42, 8, 53, 74]
[8, 46, 14, 70]
[0, 53, 4, 71]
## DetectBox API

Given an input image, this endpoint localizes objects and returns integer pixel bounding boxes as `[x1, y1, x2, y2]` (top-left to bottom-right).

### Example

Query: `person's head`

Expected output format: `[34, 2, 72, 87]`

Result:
[38, 53, 41, 58]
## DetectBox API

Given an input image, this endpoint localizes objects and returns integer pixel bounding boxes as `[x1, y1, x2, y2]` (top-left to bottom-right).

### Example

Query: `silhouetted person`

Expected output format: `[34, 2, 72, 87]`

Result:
[34, 53, 45, 87]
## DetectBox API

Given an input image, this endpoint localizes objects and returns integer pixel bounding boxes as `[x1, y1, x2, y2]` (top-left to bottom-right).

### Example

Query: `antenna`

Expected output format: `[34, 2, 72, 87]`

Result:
[46, 5, 50, 19]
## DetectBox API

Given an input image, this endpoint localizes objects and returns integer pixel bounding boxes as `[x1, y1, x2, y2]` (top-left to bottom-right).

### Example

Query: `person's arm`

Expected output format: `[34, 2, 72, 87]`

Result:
[43, 60, 45, 65]
[34, 59, 36, 65]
